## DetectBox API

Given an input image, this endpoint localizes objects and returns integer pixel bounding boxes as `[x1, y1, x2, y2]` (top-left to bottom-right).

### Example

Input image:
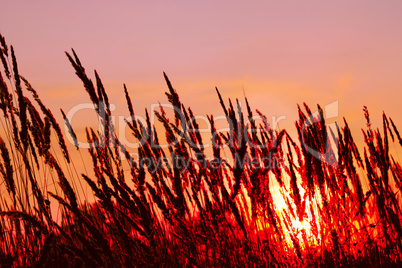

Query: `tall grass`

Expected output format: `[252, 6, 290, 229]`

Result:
[1, 33, 402, 267]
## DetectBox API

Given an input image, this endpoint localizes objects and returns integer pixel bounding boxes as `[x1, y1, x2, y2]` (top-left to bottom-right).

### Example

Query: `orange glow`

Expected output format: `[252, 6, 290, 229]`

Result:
[2, 2, 402, 266]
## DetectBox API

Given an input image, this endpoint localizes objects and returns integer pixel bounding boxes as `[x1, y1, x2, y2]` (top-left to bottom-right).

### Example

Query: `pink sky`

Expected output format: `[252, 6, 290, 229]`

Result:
[1, 1, 402, 151]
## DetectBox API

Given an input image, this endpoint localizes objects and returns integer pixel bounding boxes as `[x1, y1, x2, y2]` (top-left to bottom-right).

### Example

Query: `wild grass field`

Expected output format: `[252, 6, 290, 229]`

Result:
[1, 33, 402, 267]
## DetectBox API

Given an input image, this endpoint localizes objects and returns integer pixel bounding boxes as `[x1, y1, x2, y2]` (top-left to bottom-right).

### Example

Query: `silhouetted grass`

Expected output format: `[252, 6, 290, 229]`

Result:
[1, 33, 402, 267]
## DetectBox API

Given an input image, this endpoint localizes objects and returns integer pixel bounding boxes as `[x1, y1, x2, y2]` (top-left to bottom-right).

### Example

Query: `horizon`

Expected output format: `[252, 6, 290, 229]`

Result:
[2, 2, 402, 266]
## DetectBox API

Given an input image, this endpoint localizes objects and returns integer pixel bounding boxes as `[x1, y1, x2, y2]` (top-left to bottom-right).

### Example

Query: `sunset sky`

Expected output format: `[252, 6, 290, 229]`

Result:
[1, 1, 402, 151]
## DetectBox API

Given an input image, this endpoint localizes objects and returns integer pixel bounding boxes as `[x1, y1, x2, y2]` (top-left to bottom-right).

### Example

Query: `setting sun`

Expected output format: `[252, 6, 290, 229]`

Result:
[1, 1, 402, 267]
